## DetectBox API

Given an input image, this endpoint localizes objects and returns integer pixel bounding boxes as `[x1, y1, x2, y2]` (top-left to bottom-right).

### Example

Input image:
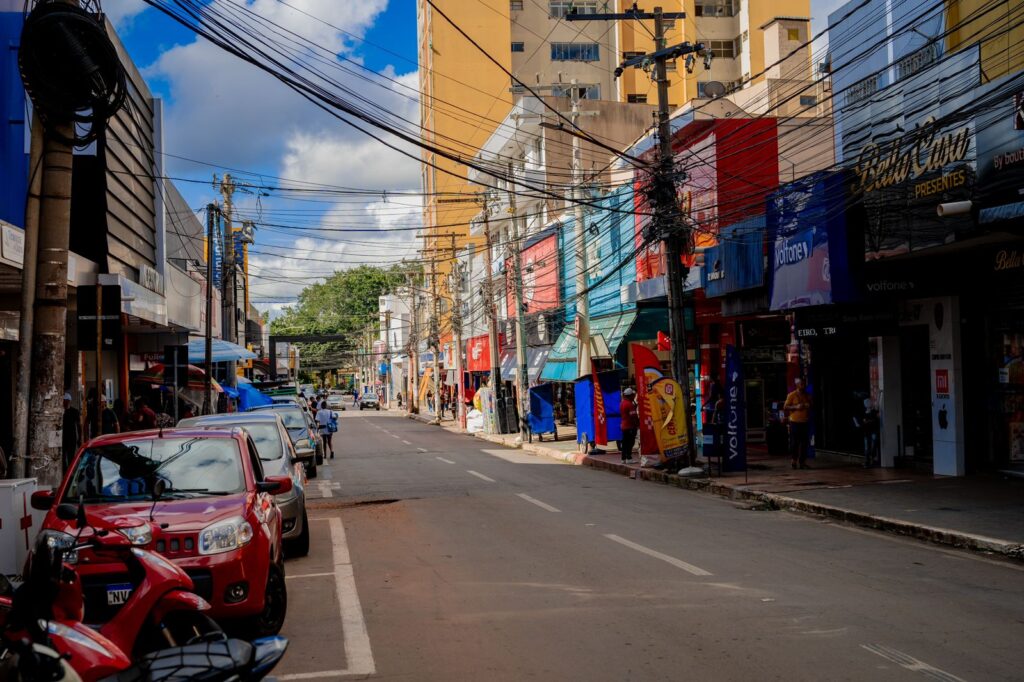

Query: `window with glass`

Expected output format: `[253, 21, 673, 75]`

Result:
[63, 437, 245, 503]
[550, 42, 600, 61]
[551, 84, 600, 99]
[708, 39, 736, 59]
[511, 41, 525, 52]
[799, 95, 817, 107]
[787, 28, 801, 42]
[550, 1, 597, 18]
[510, 0, 524, 9]
[694, 0, 737, 17]
[627, 94, 648, 103]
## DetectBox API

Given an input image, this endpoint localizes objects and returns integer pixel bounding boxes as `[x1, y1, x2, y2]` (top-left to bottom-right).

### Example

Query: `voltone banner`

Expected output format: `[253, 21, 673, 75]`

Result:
[647, 377, 689, 465]
[631, 343, 662, 457]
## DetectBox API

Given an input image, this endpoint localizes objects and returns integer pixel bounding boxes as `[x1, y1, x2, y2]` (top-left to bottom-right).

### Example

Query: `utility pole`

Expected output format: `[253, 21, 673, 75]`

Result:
[406, 273, 419, 414]
[26, 114, 74, 486]
[429, 253, 441, 423]
[214, 173, 238, 388]
[384, 309, 392, 407]
[570, 82, 593, 387]
[481, 196, 502, 400]
[506, 163, 529, 442]
[204, 204, 216, 414]
[11, 117, 43, 477]
[570, 4, 705, 465]
[449, 234, 466, 429]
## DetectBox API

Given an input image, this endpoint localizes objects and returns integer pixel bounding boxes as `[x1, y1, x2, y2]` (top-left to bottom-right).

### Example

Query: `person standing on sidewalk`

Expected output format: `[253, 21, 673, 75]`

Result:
[784, 378, 812, 469]
[62, 392, 81, 470]
[619, 387, 639, 463]
[857, 397, 880, 468]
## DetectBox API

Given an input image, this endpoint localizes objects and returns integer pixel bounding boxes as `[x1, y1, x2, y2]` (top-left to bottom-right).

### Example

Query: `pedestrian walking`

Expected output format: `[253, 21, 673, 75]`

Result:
[130, 397, 157, 431]
[856, 397, 880, 468]
[100, 395, 120, 435]
[396, 392, 403, 408]
[316, 399, 337, 458]
[62, 392, 81, 470]
[784, 378, 812, 469]
[619, 387, 639, 463]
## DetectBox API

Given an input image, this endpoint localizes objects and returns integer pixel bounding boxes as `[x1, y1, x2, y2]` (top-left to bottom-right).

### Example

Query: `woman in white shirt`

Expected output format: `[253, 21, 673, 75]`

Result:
[316, 400, 337, 458]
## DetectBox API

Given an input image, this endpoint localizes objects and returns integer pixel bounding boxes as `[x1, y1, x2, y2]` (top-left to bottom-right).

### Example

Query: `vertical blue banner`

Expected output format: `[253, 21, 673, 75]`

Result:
[574, 377, 595, 445]
[725, 345, 747, 472]
[597, 370, 623, 443]
[528, 383, 555, 435]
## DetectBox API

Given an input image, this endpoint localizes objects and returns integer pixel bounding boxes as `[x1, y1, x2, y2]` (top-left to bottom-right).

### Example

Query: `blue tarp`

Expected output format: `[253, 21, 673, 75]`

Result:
[575, 377, 595, 445]
[238, 383, 273, 411]
[528, 384, 556, 435]
[187, 338, 257, 363]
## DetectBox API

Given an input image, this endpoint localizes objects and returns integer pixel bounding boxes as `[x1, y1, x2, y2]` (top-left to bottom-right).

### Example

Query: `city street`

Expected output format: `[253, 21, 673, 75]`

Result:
[276, 411, 1024, 681]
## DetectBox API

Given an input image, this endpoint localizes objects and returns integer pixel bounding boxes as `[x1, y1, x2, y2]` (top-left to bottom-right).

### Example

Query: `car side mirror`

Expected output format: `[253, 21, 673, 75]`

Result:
[258, 475, 293, 496]
[31, 489, 55, 511]
[55, 503, 78, 521]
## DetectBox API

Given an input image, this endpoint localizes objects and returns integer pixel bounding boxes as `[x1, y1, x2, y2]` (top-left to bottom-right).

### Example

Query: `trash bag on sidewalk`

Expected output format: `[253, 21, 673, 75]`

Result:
[466, 408, 485, 434]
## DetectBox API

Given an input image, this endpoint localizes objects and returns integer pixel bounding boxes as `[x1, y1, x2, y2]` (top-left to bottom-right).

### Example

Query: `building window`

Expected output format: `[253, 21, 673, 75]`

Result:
[552, 84, 601, 99]
[511, 82, 526, 94]
[511, 41, 525, 52]
[627, 94, 648, 103]
[708, 39, 736, 59]
[787, 28, 801, 42]
[846, 74, 880, 106]
[896, 43, 939, 82]
[551, 42, 600, 61]
[550, 0, 597, 18]
[799, 95, 817, 106]
[694, 0, 737, 17]
[510, 0, 524, 9]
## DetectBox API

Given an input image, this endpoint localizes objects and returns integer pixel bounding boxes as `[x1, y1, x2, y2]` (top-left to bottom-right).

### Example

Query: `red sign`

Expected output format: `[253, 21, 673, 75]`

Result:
[465, 334, 504, 373]
[506, 234, 559, 318]
[935, 368, 950, 396]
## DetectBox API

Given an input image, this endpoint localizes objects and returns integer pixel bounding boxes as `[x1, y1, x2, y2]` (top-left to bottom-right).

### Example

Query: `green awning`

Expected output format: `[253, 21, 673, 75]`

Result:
[539, 311, 638, 382]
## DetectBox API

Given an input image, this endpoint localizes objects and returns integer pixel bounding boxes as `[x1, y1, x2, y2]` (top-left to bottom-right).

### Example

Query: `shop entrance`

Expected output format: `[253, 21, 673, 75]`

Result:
[811, 336, 870, 455]
[899, 325, 933, 465]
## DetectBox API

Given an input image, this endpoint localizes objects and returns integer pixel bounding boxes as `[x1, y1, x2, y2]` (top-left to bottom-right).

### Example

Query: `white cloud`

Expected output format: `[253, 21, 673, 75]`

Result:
[102, 0, 148, 30]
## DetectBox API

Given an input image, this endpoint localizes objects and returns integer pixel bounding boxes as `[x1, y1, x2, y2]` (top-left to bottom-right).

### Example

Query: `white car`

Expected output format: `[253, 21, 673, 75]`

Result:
[359, 393, 380, 411]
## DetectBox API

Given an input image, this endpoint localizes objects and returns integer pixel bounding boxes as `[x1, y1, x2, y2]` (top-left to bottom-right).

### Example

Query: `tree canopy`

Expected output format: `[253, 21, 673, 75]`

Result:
[269, 264, 410, 374]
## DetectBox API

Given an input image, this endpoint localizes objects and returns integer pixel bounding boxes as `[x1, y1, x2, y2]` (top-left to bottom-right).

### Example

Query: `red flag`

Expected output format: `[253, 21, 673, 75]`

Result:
[632, 343, 663, 457]
[593, 365, 608, 446]
[657, 331, 672, 351]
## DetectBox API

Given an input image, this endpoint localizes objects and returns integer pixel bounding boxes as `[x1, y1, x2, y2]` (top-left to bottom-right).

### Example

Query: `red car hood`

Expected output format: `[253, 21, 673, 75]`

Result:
[51, 494, 251, 534]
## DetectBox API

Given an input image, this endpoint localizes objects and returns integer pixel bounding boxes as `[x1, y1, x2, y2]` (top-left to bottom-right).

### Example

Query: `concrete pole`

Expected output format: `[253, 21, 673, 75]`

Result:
[27, 120, 75, 487]
[431, 256, 441, 423]
[570, 82, 592, 383]
[217, 173, 237, 388]
[204, 204, 216, 414]
[482, 199, 501, 400]
[506, 163, 529, 442]
[11, 116, 43, 478]
[450, 235, 466, 429]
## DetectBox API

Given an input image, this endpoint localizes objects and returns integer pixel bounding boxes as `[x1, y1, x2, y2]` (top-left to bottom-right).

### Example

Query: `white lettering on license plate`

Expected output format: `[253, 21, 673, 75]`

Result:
[106, 583, 132, 605]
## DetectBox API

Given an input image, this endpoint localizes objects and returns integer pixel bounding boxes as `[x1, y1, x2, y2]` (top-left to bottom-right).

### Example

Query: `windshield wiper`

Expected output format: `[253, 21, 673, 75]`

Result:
[162, 487, 232, 497]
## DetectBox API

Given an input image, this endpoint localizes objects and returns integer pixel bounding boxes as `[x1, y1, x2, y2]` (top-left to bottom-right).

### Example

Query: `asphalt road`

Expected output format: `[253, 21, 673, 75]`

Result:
[275, 410, 1024, 681]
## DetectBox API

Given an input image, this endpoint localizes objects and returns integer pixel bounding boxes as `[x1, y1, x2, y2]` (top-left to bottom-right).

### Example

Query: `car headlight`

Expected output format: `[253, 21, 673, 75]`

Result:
[38, 530, 78, 564]
[198, 516, 254, 555]
[116, 524, 152, 546]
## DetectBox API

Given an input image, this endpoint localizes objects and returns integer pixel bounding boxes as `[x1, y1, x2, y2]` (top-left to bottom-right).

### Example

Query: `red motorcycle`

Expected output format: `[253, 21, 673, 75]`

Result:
[1, 501, 287, 681]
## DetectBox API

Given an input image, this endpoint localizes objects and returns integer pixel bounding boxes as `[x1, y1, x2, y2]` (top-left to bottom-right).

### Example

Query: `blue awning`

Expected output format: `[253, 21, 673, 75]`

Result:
[188, 338, 257, 363]
[980, 201, 1024, 224]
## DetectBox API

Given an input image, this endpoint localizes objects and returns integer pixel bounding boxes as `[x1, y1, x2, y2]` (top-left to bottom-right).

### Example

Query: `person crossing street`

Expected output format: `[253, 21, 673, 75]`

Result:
[317, 399, 338, 459]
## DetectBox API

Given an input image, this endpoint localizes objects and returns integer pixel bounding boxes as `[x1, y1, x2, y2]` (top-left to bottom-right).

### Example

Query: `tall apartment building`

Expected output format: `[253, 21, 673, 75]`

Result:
[417, 0, 813, 314]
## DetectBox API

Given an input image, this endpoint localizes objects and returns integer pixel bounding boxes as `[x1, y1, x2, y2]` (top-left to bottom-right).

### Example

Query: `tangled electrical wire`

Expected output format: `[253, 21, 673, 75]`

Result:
[18, 0, 127, 146]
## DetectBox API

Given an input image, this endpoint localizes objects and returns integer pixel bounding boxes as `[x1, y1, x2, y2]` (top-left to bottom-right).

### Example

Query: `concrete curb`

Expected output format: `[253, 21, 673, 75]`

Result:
[397, 410, 1024, 561]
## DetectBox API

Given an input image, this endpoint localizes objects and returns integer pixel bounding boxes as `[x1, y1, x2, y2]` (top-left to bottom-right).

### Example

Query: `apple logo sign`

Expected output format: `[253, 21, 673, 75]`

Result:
[938, 403, 949, 430]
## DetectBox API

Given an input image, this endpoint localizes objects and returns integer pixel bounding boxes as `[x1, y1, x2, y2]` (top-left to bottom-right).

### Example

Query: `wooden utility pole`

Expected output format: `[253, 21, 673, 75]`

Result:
[26, 118, 75, 486]
[449, 234, 465, 429]
[506, 163, 529, 442]
[215, 173, 238, 387]
[482, 196, 502, 399]
[429, 253, 441, 423]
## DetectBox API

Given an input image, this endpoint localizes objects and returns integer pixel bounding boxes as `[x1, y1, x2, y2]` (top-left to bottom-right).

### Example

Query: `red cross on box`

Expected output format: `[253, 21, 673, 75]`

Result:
[20, 493, 33, 550]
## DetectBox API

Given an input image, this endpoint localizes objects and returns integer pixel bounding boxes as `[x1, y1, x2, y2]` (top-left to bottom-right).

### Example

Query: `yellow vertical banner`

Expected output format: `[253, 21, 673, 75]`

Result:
[646, 377, 689, 463]
[418, 367, 433, 404]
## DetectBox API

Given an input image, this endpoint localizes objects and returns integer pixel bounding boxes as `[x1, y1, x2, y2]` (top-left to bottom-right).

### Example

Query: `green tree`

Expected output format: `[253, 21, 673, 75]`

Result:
[269, 264, 411, 375]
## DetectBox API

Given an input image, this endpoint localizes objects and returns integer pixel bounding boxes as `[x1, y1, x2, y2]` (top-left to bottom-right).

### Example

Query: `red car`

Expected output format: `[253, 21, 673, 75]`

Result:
[31, 427, 290, 637]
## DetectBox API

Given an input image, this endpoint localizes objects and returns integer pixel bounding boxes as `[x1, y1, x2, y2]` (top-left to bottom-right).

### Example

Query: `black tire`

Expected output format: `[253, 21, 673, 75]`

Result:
[286, 510, 310, 558]
[306, 460, 318, 479]
[138, 611, 225, 656]
[375, 405, 380, 411]
[252, 562, 287, 638]
[359, 405, 363, 410]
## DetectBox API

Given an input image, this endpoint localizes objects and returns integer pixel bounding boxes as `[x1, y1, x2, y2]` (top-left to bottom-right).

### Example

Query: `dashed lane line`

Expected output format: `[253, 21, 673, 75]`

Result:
[467, 470, 496, 483]
[417, 447, 428, 453]
[436, 457, 455, 464]
[516, 493, 561, 513]
[604, 534, 712, 577]
[402, 440, 412, 445]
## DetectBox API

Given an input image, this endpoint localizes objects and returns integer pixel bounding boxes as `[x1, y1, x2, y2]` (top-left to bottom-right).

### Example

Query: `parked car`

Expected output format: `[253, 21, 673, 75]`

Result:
[31, 428, 291, 638]
[249, 404, 323, 475]
[178, 413, 309, 557]
[359, 392, 380, 411]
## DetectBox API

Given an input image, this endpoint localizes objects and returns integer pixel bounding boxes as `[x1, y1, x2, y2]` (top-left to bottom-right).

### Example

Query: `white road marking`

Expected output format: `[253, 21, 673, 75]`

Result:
[436, 457, 455, 464]
[516, 493, 561, 512]
[317, 480, 334, 499]
[417, 447, 428, 453]
[604, 534, 712, 576]
[402, 440, 412, 445]
[285, 571, 335, 580]
[467, 470, 496, 483]
[861, 644, 966, 682]
[391, 434, 400, 439]
[482, 448, 559, 465]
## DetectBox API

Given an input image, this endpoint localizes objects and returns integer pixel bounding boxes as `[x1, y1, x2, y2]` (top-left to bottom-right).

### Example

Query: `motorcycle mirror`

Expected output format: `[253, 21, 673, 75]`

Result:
[55, 503, 78, 522]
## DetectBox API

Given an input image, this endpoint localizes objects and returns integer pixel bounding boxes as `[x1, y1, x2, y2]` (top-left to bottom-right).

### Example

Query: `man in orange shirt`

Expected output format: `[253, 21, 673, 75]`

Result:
[784, 378, 812, 469]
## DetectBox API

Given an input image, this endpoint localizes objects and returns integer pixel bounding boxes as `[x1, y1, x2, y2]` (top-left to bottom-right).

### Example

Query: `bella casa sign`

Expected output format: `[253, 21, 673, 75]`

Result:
[852, 116, 972, 193]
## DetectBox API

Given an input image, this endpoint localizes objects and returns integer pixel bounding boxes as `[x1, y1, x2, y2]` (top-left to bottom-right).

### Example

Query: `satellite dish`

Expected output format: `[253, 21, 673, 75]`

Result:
[703, 80, 727, 98]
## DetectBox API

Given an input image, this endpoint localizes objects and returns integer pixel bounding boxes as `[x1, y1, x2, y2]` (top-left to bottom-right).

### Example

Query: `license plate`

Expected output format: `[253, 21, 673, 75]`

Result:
[106, 583, 133, 606]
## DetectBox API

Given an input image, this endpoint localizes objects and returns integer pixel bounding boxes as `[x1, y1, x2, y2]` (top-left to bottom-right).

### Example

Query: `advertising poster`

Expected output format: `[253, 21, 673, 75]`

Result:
[631, 343, 663, 457]
[592, 367, 608, 445]
[724, 345, 747, 472]
[417, 367, 432, 405]
[575, 376, 595, 446]
[648, 377, 689, 464]
[507, 233, 559, 317]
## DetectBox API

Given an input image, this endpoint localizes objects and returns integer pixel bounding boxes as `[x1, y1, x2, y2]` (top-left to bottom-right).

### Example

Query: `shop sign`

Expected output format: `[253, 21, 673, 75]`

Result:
[506, 232, 558, 317]
[935, 368, 950, 399]
[994, 248, 1023, 272]
[852, 117, 972, 194]
[724, 345, 746, 472]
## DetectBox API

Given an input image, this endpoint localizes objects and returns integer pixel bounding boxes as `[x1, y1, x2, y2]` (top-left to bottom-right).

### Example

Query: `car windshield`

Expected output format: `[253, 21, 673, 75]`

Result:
[189, 422, 284, 460]
[63, 437, 244, 503]
[257, 408, 305, 430]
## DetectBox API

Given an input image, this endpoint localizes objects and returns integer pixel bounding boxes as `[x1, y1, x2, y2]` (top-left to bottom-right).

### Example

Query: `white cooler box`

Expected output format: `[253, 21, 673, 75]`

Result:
[0, 478, 48, 577]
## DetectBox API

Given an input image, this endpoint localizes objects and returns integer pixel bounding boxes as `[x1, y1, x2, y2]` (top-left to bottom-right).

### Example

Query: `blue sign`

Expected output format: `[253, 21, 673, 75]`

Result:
[701, 217, 765, 297]
[528, 383, 556, 435]
[378, 362, 388, 376]
[574, 376, 595, 445]
[724, 345, 746, 472]
[211, 211, 225, 290]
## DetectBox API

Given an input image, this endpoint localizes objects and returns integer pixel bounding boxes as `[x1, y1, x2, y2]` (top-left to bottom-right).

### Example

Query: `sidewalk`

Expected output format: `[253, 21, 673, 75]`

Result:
[401, 408, 1024, 561]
